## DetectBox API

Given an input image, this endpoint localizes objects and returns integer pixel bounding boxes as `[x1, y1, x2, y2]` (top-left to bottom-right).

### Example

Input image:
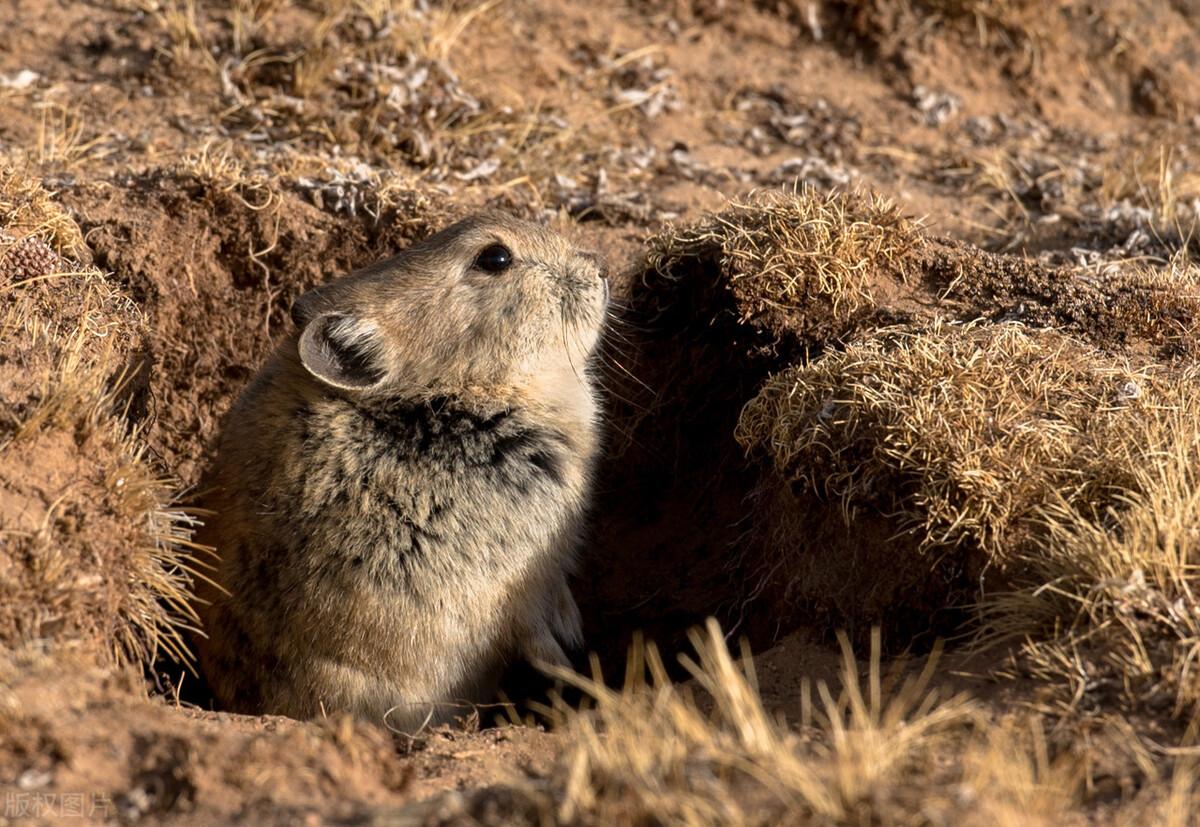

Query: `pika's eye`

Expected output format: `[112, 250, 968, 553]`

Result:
[474, 244, 513, 273]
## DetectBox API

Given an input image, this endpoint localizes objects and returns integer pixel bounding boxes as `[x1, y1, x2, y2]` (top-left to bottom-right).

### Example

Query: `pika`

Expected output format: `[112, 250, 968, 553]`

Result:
[193, 212, 607, 729]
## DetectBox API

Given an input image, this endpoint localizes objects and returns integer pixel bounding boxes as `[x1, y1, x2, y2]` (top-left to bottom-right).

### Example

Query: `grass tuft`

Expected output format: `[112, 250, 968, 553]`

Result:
[648, 186, 921, 339]
[434, 620, 1094, 826]
[978, 381, 1200, 718]
[0, 165, 85, 259]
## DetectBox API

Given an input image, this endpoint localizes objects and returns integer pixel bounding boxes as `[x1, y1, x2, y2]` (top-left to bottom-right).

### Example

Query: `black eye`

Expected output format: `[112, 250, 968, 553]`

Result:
[474, 244, 512, 273]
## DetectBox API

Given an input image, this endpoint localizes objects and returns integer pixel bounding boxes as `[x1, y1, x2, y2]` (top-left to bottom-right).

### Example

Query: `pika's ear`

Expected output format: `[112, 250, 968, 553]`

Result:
[291, 286, 327, 327]
[297, 312, 386, 390]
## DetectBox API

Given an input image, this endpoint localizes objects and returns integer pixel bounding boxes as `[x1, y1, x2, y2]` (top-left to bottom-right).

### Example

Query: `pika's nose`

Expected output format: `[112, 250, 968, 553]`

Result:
[578, 250, 608, 281]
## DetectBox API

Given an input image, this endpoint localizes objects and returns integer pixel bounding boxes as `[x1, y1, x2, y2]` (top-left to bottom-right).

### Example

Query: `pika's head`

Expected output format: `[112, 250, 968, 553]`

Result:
[290, 212, 608, 403]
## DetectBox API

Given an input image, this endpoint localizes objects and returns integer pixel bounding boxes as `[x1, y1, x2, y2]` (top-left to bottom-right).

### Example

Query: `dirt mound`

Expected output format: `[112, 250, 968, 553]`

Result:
[63, 169, 449, 485]
[0, 648, 557, 823]
[0, 168, 195, 669]
[738, 322, 1185, 626]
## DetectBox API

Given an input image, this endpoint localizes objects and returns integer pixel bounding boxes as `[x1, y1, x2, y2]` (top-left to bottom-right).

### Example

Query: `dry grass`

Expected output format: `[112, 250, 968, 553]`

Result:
[647, 187, 921, 339]
[735, 310, 1200, 727]
[1100, 147, 1200, 222]
[136, 0, 598, 188]
[0, 170, 203, 670]
[1098, 145, 1200, 249]
[34, 103, 115, 169]
[400, 618, 1200, 825]
[0, 165, 84, 258]
[438, 620, 1102, 826]
[979, 377, 1200, 718]
[90, 0, 657, 222]
[737, 321, 1164, 561]
[0, 372, 205, 669]
[935, 135, 1200, 257]
[141, 0, 211, 68]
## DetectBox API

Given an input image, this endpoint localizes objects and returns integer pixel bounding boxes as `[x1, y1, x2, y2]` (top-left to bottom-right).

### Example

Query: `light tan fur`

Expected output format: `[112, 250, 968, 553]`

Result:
[193, 212, 607, 730]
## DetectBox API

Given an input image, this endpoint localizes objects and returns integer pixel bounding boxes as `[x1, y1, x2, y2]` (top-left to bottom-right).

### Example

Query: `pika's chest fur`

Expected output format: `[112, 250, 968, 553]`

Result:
[270, 394, 589, 592]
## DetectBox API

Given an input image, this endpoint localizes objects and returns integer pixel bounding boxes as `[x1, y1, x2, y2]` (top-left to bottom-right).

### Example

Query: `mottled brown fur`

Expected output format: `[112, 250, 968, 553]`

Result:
[194, 212, 607, 729]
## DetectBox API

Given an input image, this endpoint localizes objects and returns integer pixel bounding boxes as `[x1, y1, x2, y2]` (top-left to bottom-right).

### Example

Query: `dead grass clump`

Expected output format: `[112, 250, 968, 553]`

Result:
[735, 321, 1186, 627]
[0, 172, 200, 670]
[739, 321, 1158, 560]
[0, 396, 202, 669]
[434, 621, 1088, 826]
[549, 625, 982, 825]
[646, 186, 923, 345]
[0, 165, 84, 261]
[979, 380, 1200, 718]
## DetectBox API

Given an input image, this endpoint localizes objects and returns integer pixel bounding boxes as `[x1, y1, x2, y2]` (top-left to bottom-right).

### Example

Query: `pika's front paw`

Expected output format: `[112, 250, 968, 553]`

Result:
[521, 628, 572, 671]
[521, 578, 584, 670]
[552, 579, 584, 654]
